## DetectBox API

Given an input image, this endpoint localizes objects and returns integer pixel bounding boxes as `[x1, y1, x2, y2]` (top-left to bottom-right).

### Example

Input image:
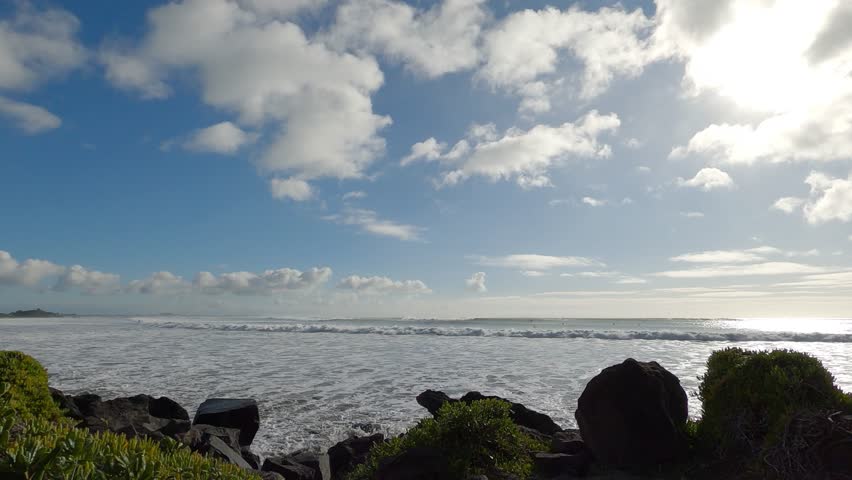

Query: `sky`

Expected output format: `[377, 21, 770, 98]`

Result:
[2, 0, 852, 318]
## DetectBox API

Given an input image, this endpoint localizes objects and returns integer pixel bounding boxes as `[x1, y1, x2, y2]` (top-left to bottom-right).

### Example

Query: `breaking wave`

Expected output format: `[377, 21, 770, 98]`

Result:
[135, 319, 852, 343]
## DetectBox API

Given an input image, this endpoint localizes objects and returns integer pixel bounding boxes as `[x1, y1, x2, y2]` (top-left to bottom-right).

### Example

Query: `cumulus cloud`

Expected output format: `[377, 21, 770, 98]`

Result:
[337, 275, 431, 295]
[801, 172, 852, 224]
[270, 177, 314, 202]
[53, 265, 120, 294]
[324, 207, 425, 241]
[195, 267, 331, 295]
[326, 0, 487, 78]
[771, 196, 805, 214]
[401, 111, 619, 188]
[465, 272, 486, 292]
[0, 250, 64, 287]
[101, 0, 390, 196]
[664, 1, 852, 166]
[582, 196, 605, 207]
[0, 3, 86, 90]
[677, 167, 734, 191]
[126, 271, 191, 294]
[400, 137, 446, 166]
[470, 254, 601, 270]
[478, 5, 660, 111]
[342, 191, 367, 201]
[183, 122, 257, 154]
[0, 96, 60, 133]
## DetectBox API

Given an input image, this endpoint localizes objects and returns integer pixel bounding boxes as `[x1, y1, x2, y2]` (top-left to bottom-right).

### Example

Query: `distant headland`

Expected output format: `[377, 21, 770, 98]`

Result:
[0, 308, 71, 318]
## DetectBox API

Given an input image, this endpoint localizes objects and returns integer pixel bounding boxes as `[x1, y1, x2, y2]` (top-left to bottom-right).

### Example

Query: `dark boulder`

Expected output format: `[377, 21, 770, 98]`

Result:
[206, 436, 253, 469]
[262, 456, 321, 480]
[550, 430, 587, 455]
[575, 358, 688, 469]
[460, 391, 562, 435]
[193, 398, 260, 447]
[533, 452, 592, 478]
[416, 389, 456, 416]
[375, 447, 450, 480]
[181, 424, 251, 468]
[241, 446, 260, 469]
[286, 450, 321, 473]
[415, 389, 562, 436]
[328, 433, 384, 479]
[67, 393, 190, 439]
[260, 473, 285, 480]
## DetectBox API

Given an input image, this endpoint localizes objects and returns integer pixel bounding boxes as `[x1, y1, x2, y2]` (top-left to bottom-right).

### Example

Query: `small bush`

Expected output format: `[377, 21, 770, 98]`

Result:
[348, 399, 547, 480]
[0, 351, 260, 480]
[0, 351, 62, 421]
[697, 348, 852, 459]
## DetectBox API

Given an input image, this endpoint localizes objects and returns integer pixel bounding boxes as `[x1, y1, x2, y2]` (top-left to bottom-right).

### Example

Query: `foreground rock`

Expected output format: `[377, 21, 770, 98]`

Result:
[575, 358, 688, 469]
[416, 389, 562, 436]
[328, 433, 384, 479]
[193, 398, 260, 447]
[54, 390, 190, 440]
[375, 446, 450, 479]
[262, 456, 320, 480]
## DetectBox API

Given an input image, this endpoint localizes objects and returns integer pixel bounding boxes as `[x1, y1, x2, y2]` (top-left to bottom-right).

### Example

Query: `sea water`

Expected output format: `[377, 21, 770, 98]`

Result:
[2, 316, 852, 456]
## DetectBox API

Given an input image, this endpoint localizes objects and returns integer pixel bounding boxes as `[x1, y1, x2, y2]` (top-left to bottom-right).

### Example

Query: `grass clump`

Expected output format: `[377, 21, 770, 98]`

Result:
[697, 348, 852, 462]
[0, 351, 62, 422]
[348, 398, 547, 480]
[0, 351, 259, 479]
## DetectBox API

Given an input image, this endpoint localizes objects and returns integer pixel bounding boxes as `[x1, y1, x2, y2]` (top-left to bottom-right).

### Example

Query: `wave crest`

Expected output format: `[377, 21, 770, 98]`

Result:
[135, 319, 852, 343]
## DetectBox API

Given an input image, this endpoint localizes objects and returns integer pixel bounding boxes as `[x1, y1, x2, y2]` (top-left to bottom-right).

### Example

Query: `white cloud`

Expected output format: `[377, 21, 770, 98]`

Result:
[0, 3, 86, 90]
[582, 196, 605, 207]
[324, 207, 424, 241]
[195, 267, 331, 295]
[478, 5, 659, 111]
[237, 0, 329, 17]
[401, 137, 446, 166]
[470, 254, 601, 270]
[671, 248, 768, 264]
[101, 0, 390, 196]
[615, 276, 647, 285]
[405, 111, 619, 188]
[0, 96, 60, 133]
[677, 167, 734, 191]
[126, 271, 191, 294]
[637, 165, 651, 173]
[326, 0, 487, 78]
[270, 177, 314, 202]
[337, 275, 431, 295]
[771, 196, 805, 214]
[664, 1, 852, 166]
[342, 191, 367, 201]
[183, 122, 257, 154]
[521, 270, 547, 277]
[625, 138, 642, 149]
[54, 265, 120, 294]
[465, 272, 486, 292]
[0, 250, 64, 287]
[681, 211, 705, 218]
[801, 172, 852, 224]
[655, 262, 828, 279]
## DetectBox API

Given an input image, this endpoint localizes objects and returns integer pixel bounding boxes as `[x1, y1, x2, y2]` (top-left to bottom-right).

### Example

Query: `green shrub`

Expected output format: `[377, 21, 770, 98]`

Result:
[348, 399, 547, 480]
[0, 351, 62, 421]
[0, 351, 260, 479]
[697, 348, 852, 459]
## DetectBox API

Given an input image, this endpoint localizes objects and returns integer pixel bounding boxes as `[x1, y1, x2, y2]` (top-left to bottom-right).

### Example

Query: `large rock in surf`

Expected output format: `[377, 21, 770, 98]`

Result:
[62, 391, 190, 439]
[262, 456, 321, 480]
[575, 358, 688, 468]
[193, 398, 260, 447]
[416, 389, 562, 436]
[328, 433, 384, 479]
[375, 446, 450, 480]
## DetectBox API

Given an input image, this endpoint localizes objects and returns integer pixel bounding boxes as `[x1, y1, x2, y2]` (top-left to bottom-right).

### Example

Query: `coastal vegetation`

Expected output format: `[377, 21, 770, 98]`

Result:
[1, 348, 851, 479]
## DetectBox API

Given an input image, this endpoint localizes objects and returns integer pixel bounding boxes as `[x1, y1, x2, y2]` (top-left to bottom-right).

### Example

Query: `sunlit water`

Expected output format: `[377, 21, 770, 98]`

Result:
[2, 316, 852, 457]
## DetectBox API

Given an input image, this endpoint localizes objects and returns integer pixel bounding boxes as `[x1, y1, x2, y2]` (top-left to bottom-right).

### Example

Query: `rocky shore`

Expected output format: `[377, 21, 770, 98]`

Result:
[44, 355, 852, 479]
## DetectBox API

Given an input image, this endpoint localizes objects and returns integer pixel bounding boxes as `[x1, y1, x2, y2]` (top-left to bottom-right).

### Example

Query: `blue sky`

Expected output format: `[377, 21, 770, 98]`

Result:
[2, 0, 852, 318]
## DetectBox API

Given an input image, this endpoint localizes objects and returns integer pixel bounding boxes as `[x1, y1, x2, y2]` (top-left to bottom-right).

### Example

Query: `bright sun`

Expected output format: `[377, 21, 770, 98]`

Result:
[685, 0, 845, 113]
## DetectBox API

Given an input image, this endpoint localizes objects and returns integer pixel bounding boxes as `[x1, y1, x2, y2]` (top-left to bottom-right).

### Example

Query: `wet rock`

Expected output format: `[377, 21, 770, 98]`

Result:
[416, 390, 456, 416]
[206, 436, 253, 469]
[67, 393, 190, 439]
[182, 424, 242, 452]
[49, 388, 83, 420]
[575, 358, 688, 469]
[551, 430, 587, 455]
[241, 446, 260, 469]
[193, 398, 260, 447]
[375, 446, 450, 480]
[328, 433, 384, 479]
[460, 391, 562, 435]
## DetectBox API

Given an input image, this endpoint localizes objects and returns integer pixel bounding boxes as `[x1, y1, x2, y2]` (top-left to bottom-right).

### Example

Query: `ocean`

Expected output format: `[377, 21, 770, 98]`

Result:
[2, 315, 852, 457]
